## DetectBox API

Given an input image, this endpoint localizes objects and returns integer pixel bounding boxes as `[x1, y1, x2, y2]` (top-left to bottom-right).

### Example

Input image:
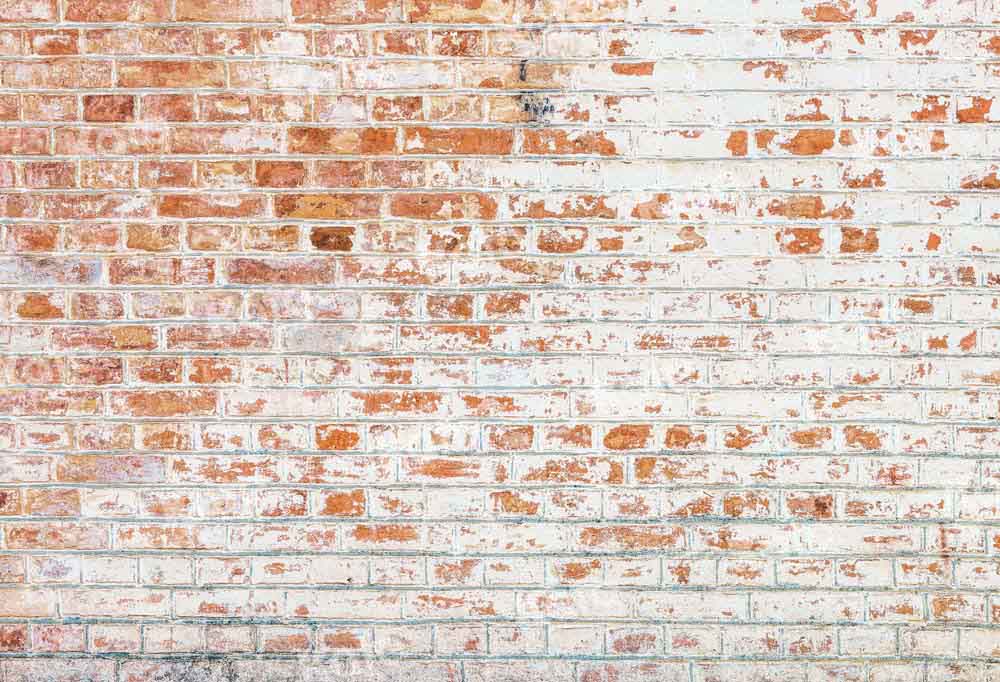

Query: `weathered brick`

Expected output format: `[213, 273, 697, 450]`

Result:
[1, 2, 996, 676]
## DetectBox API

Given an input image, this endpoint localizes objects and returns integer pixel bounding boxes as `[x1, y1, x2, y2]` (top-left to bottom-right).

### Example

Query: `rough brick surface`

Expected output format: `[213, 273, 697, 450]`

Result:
[2, 0, 1000, 679]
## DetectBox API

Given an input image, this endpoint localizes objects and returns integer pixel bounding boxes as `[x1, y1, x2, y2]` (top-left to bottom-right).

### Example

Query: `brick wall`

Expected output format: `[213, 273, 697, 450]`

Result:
[2, 0, 1000, 679]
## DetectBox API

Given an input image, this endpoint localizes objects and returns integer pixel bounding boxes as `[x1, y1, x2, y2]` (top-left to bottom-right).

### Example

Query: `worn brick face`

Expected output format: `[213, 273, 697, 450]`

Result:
[1, 0, 999, 679]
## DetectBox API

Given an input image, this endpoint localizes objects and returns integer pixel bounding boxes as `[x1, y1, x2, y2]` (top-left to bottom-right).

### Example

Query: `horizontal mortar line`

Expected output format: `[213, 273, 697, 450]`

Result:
[0, 120, 997, 126]
[0, 643, 974, 650]
[0, 492, 990, 499]
[0, 514, 995, 523]
[18, 475, 987, 482]
[10, 162, 1000, 169]
[3, 280, 999, 286]
[3, 418, 998, 426]
[4, 219, 1000, 227]
[9, 55, 1000, 64]
[0, 490, 989, 497]
[0, 474, 975, 481]
[10, 87, 1000, 95]
[2, 321, 999, 327]
[0, 357, 994, 365]
[32, 419, 947, 435]
[3, 129, 1000, 136]
[2, 383, 999, 390]
[5, 311, 996, 317]
[0, 582, 963, 589]
[3, 319, 997, 325]
[0, 452, 977, 460]
[0, 409, 993, 415]
[0, 381, 988, 388]
[0, 315, 993, 321]
[2, 251, 995, 257]
[0, 474, 992, 482]
[0, 289, 995, 295]
[1, 219, 998, 227]
[0, 486, 995, 492]
[0, 383, 990, 390]
[0, 580, 992, 588]
[3, 19, 1000, 28]
[2, 186, 1000, 194]
[77, 291, 989, 296]
[0, 469, 989, 477]
[5, 181, 1000, 188]
[0, 612, 984, 620]
[0, 549, 983, 557]
[0, 316, 1000, 322]
[188, 277, 995, 283]
[10, 156, 1000, 164]
[0, 217, 991, 225]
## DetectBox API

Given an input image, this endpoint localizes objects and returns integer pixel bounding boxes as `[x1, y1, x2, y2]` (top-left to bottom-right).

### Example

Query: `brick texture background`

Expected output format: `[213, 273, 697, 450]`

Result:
[2, 0, 1000, 680]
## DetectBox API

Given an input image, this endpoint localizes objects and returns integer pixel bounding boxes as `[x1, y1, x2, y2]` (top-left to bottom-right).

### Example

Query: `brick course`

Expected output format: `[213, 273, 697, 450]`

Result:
[2, 0, 1000, 679]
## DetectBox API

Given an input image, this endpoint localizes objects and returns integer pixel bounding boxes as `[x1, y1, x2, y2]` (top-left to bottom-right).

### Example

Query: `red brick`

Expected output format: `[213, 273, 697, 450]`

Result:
[83, 95, 135, 122]
[117, 60, 226, 87]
